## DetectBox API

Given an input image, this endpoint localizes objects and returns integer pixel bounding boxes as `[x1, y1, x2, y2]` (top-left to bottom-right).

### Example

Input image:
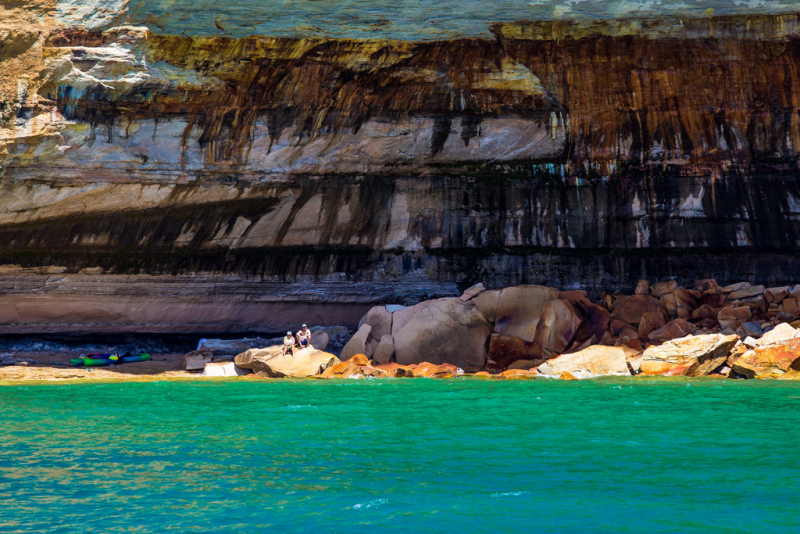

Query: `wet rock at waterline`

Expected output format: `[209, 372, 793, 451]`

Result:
[235, 347, 340, 378]
[641, 334, 739, 376]
[537, 346, 630, 378]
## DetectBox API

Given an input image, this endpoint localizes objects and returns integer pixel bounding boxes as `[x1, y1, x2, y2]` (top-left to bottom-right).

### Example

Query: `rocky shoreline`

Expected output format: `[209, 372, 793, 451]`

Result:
[191, 279, 800, 381]
[4, 278, 800, 383]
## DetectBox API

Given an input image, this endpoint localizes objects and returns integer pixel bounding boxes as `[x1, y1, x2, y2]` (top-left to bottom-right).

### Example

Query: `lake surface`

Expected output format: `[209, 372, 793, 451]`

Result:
[2, 377, 799, 533]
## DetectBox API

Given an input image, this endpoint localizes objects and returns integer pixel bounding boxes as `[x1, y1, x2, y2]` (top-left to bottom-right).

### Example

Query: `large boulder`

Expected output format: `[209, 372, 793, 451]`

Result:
[638, 310, 668, 339]
[609, 317, 639, 340]
[691, 304, 719, 321]
[694, 279, 719, 292]
[757, 323, 800, 346]
[235, 346, 339, 378]
[537, 345, 630, 378]
[718, 307, 752, 329]
[391, 299, 441, 336]
[533, 299, 585, 353]
[394, 298, 492, 369]
[486, 333, 547, 372]
[311, 325, 349, 337]
[359, 306, 393, 340]
[559, 291, 611, 350]
[648, 318, 697, 342]
[640, 334, 738, 376]
[650, 280, 678, 298]
[493, 285, 560, 341]
[722, 282, 751, 294]
[340, 324, 372, 360]
[234, 346, 283, 372]
[309, 330, 329, 351]
[661, 293, 678, 318]
[612, 295, 664, 325]
[731, 339, 800, 379]
[198, 338, 253, 356]
[473, 290, 501, 322]
[673, 289, 699, 319]
[373, 335, 394, 365]
[729, 285, 765, 300]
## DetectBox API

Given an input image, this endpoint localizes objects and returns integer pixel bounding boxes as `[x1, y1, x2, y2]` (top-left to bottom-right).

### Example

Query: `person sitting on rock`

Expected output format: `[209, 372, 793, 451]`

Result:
[296, 324, 311, 349]
[282, 331, 296, 357]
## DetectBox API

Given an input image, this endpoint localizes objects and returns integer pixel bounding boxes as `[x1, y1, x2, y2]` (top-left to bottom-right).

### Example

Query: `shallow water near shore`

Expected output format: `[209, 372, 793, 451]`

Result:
[2, 378, 799, 533]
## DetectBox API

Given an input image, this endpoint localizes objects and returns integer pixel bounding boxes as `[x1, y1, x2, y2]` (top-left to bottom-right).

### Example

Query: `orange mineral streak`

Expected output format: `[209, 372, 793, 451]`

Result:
[30, 13, 800, 174]
[731, 339, 800, 379]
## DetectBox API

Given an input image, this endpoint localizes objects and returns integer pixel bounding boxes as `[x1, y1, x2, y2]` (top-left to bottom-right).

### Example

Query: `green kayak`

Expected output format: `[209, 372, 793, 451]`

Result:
[121, 353, 150, 363]
[70, 353, 150, 367]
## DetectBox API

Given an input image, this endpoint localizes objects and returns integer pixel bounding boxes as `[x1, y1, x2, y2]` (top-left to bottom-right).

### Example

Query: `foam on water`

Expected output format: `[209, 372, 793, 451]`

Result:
[352, 498, 388, 510]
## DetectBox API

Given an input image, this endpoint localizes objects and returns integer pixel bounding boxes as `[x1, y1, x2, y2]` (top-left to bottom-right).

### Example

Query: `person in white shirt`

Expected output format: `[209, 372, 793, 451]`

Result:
[296, 324, 311, 349]
[282, 331, 296, 357]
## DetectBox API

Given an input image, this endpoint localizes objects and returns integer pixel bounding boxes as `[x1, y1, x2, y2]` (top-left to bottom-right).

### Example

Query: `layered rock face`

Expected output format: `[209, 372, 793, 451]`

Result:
[5, 5, 800, 331]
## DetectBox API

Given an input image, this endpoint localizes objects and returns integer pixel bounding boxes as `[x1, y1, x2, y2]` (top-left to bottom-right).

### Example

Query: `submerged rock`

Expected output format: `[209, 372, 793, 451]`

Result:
[498, 369, 537, 379]
[413, 362, 460, 378]
[375, 363, 415, 378]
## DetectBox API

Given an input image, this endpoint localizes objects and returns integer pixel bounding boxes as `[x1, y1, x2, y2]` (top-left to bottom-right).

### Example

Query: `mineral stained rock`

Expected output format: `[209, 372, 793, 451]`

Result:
[6, 4, 800, 331]
[731, 340, 800, 379]
[236, 346, 339, 378]
[640, 334, 739, 376]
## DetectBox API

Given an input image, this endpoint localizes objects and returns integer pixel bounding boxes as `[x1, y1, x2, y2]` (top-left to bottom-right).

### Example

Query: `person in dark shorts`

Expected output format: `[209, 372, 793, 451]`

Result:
[296, 324, 311, 349]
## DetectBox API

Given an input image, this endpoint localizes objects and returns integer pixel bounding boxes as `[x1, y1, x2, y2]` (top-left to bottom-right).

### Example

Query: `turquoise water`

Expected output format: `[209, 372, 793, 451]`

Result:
[2, 377, 800, 533]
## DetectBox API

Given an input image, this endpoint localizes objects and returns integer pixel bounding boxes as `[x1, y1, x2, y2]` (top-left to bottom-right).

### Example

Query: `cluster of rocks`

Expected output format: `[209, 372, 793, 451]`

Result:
[0, 353, 35, 367]
[337, 280, 800, 380]
[179, 280, 800, 381]
[183, 327, 349, 375]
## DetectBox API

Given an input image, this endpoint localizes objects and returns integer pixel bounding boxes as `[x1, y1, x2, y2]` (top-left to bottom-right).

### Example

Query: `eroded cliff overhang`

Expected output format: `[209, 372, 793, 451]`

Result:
[6, 13, 800, 179]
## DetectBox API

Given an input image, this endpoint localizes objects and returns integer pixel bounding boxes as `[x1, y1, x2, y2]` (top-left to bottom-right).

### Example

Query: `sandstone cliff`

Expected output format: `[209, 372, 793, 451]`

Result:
[3, 4, 800, 332]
